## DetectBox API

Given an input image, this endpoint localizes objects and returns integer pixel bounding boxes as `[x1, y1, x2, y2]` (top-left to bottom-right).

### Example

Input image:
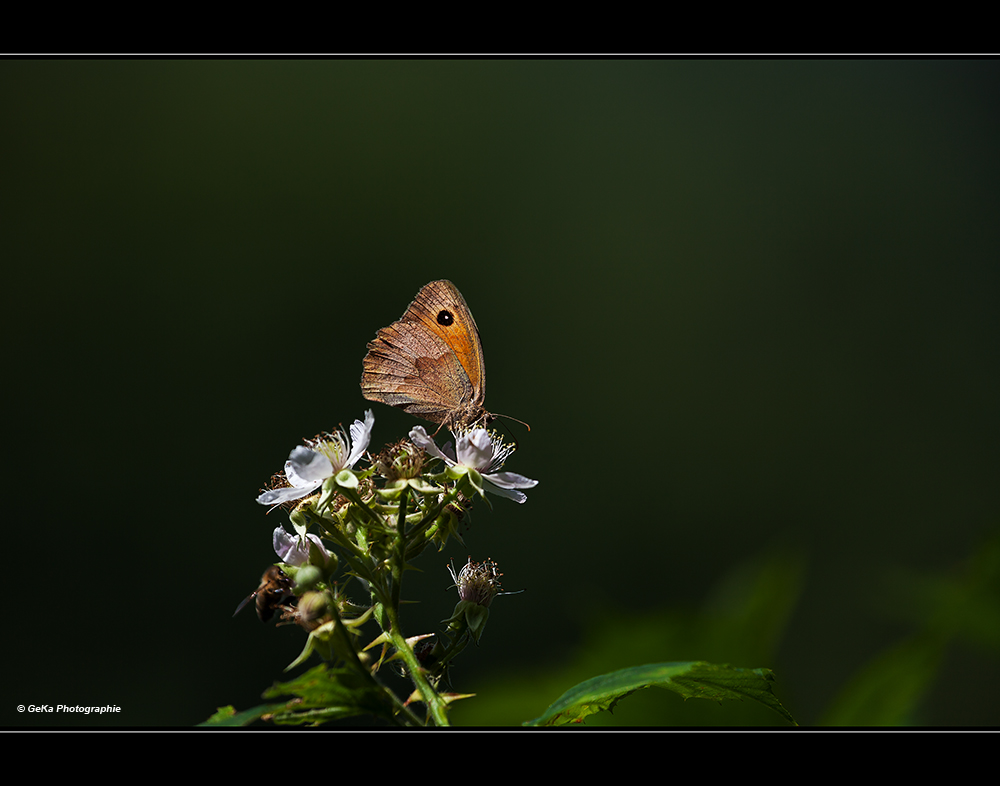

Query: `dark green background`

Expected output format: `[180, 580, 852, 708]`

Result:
[4, 59, 998, 727]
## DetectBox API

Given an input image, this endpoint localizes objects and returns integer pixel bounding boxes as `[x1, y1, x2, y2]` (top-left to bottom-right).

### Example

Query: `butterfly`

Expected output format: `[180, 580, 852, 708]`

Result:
[361, 280, 492, 431]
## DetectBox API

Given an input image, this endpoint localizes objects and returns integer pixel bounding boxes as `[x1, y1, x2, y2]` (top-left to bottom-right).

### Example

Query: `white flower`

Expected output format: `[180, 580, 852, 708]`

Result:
[257, 410, 374, 506]
[409, 426, 538, 503]
[273, 526, 332, 567]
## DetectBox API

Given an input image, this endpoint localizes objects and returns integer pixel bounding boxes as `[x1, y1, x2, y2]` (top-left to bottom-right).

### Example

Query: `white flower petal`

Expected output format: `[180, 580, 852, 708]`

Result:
[286, 445, 335, 484]
[483, 471, 538, 490]
[273, 526, 299, 560]
[273, 527, 330, 566]
[410, 426, 451, 463]
[483, 479, 528, 503]
[256, 483, 318, 506]
[346, 409, 375, 468]
[457, 429, 494, 470]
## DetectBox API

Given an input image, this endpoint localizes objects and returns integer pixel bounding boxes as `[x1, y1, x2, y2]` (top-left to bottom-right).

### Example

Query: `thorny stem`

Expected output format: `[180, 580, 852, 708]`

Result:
[325, 601, 423, 727]
[387, 488, 450, 725]
[390, 486, 409, 613]
[305, 478, 451, 725]
[384, 602, 450, 726]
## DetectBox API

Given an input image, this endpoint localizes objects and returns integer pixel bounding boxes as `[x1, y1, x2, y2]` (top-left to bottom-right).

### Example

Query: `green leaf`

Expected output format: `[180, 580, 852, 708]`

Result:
[260, 663, 398, 726]
[524, 662, 797, 727]
[198, 704, 287, 727]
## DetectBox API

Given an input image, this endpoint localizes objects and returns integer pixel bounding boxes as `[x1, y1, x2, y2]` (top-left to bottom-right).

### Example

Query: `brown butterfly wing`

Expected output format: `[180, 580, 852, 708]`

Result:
[361, 280, 487, 428]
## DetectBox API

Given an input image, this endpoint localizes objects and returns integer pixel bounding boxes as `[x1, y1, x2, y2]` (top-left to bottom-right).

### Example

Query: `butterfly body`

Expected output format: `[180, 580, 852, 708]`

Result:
[361, 280, 491, 430]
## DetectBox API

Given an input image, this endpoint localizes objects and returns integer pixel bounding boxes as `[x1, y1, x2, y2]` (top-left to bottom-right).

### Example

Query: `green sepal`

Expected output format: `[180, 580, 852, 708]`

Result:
[465, 604, 490, 643]
[286, 620, 337, 670]
[408, 476, 444, 495]
[444, 599, 490, 643]
[373, 600, 387, 630]
[285, 609, 368, 671]
[444, 464, 469, 481]
[334, 469, 359, 490]
[375, 480, 408, 500]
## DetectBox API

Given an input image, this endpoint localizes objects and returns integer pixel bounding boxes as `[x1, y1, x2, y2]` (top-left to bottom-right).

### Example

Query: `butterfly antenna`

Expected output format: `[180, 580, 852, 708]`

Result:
[493, 412, 531, 432]
[491, 412, 530, 450]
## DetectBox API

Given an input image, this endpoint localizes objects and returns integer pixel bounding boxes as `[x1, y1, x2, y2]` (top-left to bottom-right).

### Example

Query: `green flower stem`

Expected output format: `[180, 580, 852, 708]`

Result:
[320, 478, 446, 724]
[433, 625, 471, 673]
[385, 487, 449, 725]
[383, 603, 450, 726]
[300, 508, 390, 609]
[336, 482, 387, 531]
[301, 507, 367, 562]
[289, 471, 480, 726]
[390, 486, 410, 613]
[301, 509, 372, 572]
[326, 601, 423, 728]
[405, 479, 467, 544]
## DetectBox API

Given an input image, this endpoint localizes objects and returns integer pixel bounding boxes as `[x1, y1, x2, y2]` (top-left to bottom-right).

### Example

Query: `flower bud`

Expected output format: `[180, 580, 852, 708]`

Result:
[372, 439, 425, 481]
[444, 557, 509, 644]
[293, 565, 322, 593]
[294, 591, 332, 632]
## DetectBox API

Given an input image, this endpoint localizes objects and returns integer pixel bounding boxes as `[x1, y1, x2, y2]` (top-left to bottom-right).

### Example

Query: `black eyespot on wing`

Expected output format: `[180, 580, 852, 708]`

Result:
[437, 309, 455, 326]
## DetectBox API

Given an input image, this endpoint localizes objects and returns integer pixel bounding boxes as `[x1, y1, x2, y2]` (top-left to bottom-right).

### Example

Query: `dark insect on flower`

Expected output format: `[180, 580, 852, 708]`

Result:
[233, 566, 296, 623]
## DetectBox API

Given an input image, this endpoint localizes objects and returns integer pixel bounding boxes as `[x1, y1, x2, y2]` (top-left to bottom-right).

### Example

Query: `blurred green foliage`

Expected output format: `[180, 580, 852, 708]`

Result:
[453, 535, 1000, 726]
